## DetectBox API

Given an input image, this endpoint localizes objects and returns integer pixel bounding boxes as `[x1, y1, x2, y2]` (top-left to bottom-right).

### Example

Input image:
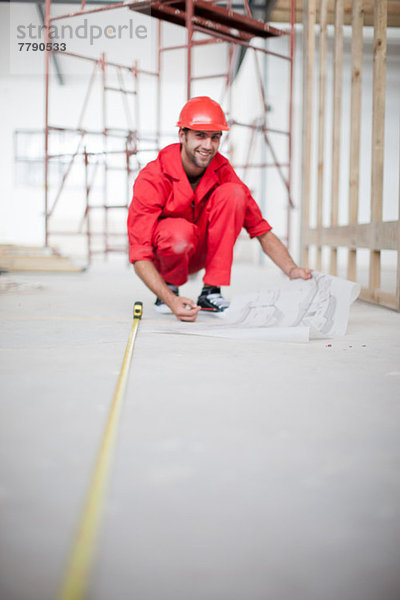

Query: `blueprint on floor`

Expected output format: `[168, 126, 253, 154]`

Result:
[217, 271, 361, 337]
[148, 272, 361, 342]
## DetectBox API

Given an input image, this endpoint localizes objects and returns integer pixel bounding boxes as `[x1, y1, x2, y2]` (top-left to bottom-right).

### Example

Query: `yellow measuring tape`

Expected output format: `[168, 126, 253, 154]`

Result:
[58, 301, 143, 600]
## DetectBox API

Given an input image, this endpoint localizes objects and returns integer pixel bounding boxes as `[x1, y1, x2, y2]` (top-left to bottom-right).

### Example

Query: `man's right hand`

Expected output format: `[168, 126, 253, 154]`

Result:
[133, 260, 200, 322]
[169, 296, 200, 322]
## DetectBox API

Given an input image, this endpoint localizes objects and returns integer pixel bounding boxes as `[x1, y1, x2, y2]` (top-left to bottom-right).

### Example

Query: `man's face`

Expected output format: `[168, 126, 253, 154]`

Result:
[179, 129, 222, 170]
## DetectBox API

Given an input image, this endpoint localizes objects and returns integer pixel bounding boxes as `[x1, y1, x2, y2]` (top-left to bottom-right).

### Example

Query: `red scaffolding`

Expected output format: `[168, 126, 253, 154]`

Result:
[45, 52, 160, 264]
[43, 0, 296, 265]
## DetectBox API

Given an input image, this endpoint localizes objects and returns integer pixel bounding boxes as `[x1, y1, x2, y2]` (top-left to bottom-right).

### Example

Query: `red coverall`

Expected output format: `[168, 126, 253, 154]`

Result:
[127, 143, 272, 286]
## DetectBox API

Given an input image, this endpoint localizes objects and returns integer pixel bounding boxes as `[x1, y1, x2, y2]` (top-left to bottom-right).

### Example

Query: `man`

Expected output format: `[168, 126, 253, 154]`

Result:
[127, 96, 311, 322]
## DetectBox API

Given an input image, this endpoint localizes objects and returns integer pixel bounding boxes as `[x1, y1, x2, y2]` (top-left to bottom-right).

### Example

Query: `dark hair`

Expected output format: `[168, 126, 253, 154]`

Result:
[181, 127, 222, 137]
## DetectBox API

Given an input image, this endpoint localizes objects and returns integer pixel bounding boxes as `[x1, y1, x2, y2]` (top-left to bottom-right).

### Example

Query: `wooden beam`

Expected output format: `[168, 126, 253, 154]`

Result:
[369, 0, 387, 290]
[303, 221, 400, 250]
[0, 244, 83, 272]
[300, 0, 316, 267]
[270, 0, 400, 28]
[330, 0, 343, 276]
[347, 0, 364, 282]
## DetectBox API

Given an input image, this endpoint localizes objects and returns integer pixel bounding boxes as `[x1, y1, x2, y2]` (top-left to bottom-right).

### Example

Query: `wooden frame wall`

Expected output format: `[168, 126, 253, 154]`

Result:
[301, 0, 400, 311]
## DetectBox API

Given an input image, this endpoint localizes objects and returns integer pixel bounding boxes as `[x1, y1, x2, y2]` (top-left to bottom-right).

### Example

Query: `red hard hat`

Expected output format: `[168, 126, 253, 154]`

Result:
[177, 96, 229, 131]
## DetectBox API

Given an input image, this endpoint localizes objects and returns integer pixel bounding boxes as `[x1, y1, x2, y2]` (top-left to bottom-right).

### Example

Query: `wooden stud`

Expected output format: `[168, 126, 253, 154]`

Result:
[315, 0, 329, 271]
[397, 123, 400, 310]
[347, 0, 364, 282]
[301, 0, 398, 311]
[330, 0, 343, 276]
[369, 0, 387, 290]
[270, 0, 400, 28]
[301, 0, 316, 267]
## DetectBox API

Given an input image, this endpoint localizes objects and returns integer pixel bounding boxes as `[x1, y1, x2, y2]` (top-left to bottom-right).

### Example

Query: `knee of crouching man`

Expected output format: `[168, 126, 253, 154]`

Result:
[216, 182, 247, 208]
[172, 236, 194, 255]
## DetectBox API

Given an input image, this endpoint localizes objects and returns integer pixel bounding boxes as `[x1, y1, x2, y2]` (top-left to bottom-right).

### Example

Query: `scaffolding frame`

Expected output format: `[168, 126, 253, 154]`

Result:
[43, 41, 160, 264]
[43, 0, 296, 264]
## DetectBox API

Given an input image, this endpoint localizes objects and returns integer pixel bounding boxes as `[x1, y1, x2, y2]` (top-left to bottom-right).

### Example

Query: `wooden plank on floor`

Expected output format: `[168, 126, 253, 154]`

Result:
[0, 257, 83, 272]
[0, 246, 83, 273]
[0, 245, 53, 256]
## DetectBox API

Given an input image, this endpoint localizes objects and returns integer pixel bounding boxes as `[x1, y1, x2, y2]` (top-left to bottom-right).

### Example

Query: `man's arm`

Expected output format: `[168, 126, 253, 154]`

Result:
[257, 231, 312, 280]
[134, 260, 200, 322]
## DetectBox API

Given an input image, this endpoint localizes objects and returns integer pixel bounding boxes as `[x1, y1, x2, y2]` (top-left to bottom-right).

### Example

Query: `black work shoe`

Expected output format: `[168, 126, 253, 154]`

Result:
[154, 283, 179, 314]
[197, 286, 230, 312]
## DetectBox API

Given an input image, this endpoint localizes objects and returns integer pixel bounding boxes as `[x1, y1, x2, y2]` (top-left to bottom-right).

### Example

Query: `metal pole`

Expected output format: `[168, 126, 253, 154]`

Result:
[134, 60, 139, 144]
[185, 0, 194, 99]
[125, 140, 131, 211]
[101, 53, 108, 259]
[227, 43, 233, 164]
[244, 121, 257, 180]
[287, 0, 296, 250]
[77, 60, 99, 130]
[84, 148, 92, 266]
[260, 39, 268, 265]
[156, 20, 162, 151]
[44, 0, 51, 247]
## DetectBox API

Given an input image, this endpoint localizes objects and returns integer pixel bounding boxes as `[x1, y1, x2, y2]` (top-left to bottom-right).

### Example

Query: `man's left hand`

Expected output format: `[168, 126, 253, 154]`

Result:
[288, 266, 313, 280]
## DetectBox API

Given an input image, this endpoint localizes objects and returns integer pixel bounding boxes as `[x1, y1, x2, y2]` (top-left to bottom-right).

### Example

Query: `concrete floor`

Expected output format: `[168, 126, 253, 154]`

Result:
[1, 259, 400, 600]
